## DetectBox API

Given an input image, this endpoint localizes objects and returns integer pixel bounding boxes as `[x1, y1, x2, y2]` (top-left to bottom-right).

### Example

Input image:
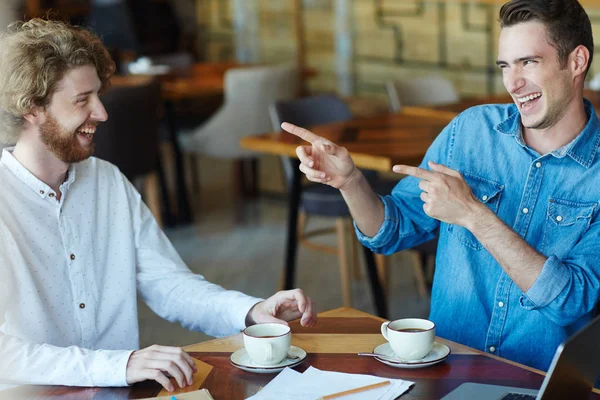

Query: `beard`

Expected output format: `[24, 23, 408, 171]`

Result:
[39, 113, 94, 163]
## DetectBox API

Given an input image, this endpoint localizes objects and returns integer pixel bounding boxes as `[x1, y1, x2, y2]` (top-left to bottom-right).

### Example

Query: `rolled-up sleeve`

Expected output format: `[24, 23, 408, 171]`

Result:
[520, 256, 571, 310]
[519, 221, 600, 326]
[354, 195, 397, 248]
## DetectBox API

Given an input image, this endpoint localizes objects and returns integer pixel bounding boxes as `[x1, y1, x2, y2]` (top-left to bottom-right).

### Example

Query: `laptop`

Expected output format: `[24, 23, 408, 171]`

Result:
[442, 315, 600, 400]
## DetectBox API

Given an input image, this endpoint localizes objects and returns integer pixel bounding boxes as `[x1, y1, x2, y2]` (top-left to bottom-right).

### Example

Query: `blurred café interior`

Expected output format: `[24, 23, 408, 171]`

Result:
[4, 0, 600, 347]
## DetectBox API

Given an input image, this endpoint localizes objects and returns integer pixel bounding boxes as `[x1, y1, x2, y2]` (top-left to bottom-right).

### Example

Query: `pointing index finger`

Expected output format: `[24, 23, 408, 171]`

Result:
[281, 122, 322, 145]
[393, 164, 437, 181]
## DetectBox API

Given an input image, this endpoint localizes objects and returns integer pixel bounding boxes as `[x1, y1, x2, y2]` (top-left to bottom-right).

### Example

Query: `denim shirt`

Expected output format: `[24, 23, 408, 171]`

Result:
[357, 99, 600, 371]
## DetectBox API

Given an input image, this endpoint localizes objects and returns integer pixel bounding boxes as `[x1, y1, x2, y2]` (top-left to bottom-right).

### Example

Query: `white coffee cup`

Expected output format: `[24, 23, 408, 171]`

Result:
[381, 318, 435, 361]
[243, 323, 291, 366]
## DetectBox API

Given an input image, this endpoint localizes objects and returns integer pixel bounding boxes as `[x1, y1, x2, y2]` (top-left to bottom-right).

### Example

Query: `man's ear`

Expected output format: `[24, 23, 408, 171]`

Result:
[22, 107, 44, 126]
[570, 45, 590, 78]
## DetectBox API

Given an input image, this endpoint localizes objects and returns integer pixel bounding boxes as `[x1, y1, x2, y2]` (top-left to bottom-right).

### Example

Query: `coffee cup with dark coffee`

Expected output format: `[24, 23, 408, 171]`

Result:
[381, 318, 435, 361]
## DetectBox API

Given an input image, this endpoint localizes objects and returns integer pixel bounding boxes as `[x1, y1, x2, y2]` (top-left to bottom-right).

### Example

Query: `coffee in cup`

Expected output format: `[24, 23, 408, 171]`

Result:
[243, 323, 291, 366]
[381, 318, 435, 361]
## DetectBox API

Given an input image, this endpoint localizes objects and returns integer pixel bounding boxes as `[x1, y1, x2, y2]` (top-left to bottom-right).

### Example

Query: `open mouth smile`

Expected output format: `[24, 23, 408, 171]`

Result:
[516, 92, 542, 110]
[76, 125, 97, 141]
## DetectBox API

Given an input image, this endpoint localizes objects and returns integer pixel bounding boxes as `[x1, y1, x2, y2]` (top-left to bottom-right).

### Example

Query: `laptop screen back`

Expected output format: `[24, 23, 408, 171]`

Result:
[538, 315, 600, 399]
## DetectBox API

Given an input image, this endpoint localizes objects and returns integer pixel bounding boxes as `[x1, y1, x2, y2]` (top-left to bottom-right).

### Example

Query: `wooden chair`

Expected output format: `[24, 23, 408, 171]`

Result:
[383, 75, 459, 297]
[270, 94, 391, 307]
[385, 75, 459, 113]
[178, 63, 298, 223]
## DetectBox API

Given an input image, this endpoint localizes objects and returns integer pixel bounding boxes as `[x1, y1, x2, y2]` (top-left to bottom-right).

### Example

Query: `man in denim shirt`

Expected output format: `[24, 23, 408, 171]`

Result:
[282, 0, 599, 371]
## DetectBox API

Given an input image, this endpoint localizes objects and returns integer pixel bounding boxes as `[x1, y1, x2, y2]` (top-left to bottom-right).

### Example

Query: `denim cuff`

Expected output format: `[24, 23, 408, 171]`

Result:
[520, 256, 570, 310]
[354, 195, 396, 248]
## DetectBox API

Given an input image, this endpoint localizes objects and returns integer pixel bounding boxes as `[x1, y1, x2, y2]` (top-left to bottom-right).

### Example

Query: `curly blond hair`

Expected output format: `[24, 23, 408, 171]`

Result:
[0, 18, 116, 144]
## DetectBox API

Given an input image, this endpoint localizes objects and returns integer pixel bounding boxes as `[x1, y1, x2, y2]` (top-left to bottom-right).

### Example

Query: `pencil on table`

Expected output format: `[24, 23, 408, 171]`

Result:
[317, 380, 391, 399]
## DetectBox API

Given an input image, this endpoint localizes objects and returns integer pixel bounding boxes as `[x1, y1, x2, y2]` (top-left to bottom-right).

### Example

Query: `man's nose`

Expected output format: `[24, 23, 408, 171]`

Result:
[504, 69, 526, 94]
[91, 98, 108, 122]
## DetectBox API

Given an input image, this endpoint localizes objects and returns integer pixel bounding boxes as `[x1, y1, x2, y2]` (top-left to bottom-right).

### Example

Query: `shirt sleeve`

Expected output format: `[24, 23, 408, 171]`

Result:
[519, 218, 600, 326]
[0, 333, 133, 388]
[355, 116, 458, 255]
[122, 176, 262, 337]
[0, 228, 133, 388]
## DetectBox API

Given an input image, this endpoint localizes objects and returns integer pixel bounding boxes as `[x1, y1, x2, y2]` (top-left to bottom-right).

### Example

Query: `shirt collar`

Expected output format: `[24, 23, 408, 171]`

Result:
[494, 99, 600, 169]
[0, 147, 77, 198]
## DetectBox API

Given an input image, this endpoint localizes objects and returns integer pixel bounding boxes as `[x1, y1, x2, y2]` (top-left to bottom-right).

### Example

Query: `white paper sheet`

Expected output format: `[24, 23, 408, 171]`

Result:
[246, 366, 414, 400]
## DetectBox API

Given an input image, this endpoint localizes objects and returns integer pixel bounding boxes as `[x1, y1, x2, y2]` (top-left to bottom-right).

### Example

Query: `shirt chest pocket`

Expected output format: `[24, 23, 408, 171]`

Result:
[541, 199, 596, 259]
[447, 173, 504, 250]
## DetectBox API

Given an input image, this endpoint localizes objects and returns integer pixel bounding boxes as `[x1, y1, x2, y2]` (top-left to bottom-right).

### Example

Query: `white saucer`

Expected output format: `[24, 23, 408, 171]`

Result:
[230, 345, 307, 374]
[372, 342, 450, 369]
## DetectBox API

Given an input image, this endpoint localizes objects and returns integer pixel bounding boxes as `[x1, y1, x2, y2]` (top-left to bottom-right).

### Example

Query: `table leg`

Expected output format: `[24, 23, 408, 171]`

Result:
[164, 100, 192, 225]
[362, 246, 388, 319]
[284, 158, 302, 290]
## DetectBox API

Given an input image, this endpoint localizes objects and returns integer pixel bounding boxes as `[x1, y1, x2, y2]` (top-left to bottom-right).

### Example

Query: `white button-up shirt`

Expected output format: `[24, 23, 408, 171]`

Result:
[0, 149, 261, 389]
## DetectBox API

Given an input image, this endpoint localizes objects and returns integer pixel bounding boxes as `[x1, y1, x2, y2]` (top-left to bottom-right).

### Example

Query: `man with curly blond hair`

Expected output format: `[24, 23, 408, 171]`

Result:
[0, 19, 316, 392]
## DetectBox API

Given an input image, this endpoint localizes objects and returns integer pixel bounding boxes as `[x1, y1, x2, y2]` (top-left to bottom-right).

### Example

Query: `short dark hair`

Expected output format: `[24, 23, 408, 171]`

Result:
[499, 0, 594, 76]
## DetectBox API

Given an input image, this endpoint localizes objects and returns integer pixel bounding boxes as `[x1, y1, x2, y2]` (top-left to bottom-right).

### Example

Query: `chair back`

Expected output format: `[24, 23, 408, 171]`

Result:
[223, 63, 298, 132]
[269, 94, 354, 187]
[94, 78, 161, 181]
[386, 76, 459, 112]
[185, 63, 298, 158]
[269, 93, 353, 129]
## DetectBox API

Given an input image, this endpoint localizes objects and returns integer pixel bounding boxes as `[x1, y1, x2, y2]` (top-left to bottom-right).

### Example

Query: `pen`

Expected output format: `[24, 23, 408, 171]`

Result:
[171, 396, 178, 400]
[317, 380, 391, 399]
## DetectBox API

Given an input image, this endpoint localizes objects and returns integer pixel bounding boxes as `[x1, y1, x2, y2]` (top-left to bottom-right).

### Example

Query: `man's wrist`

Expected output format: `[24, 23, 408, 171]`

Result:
[244, 301, 262, 327]
[339, 168, 364, 194]
[462, 201, 495, 234]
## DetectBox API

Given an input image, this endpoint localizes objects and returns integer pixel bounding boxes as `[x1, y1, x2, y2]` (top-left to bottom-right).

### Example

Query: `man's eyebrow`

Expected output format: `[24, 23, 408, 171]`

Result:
[514, 55, 542, 63]
[72, 90, 94, 98]
[496, 55, 542, 66]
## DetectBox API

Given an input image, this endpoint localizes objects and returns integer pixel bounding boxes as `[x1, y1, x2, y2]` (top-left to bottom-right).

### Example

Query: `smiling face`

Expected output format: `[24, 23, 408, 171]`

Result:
[497, 21, 577, 131]
[37, 65, 107, 163]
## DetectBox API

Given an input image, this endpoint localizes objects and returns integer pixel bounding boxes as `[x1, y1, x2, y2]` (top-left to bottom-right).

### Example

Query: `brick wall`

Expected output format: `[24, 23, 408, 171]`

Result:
[196, 0, 600, 99]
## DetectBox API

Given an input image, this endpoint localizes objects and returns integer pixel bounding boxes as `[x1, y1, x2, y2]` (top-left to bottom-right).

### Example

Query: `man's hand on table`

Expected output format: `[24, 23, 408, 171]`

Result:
[126, 344, 198, 392]
[246, 288, 317, 328]
[393, 161, 486, 227]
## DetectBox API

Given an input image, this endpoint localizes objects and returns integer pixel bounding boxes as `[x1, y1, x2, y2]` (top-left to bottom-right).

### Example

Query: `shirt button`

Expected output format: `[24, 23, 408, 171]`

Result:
[489, 346, 496, 353]
[522, 208, 529, 214]
[70, 254, 76, 260]
[482, 195, 488, 201]
[39, 190, 45, 195]
[498, 301, 504, 308]
[79, 303, 86, 309]
[49, 193, 55, 198]
[556, 215, 563, 222]
[535, 162, 542, 168]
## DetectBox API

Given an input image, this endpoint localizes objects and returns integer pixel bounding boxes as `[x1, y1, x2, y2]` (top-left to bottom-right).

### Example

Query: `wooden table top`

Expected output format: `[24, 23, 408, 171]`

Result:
[5, 307, 598, 399]
[241, 107, 457, 172]
[111, 62, 319, 103]
[109, 62, 239, 102]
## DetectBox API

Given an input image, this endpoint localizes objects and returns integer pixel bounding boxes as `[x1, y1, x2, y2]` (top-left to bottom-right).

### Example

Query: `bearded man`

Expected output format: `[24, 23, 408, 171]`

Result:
[0, 18, 316, 392]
